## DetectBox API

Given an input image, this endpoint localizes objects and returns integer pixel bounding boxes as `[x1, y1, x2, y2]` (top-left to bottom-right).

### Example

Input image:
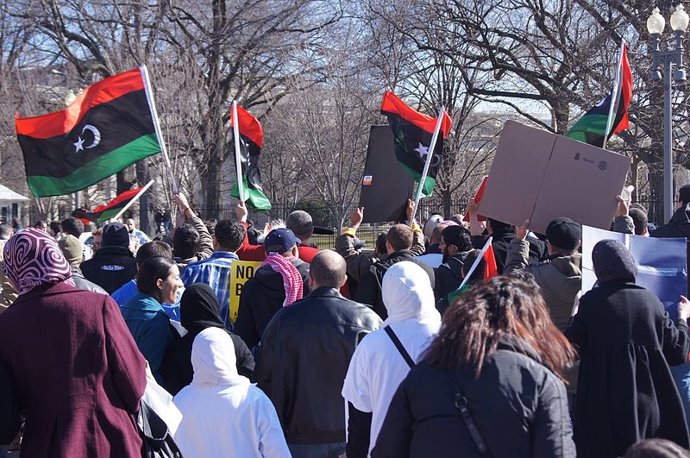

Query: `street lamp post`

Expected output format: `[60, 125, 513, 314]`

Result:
[648, 5, 689, 223]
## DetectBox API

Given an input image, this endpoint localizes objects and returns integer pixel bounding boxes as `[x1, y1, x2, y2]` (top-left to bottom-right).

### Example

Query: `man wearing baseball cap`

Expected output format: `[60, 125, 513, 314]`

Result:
[235, 228, 310, 350]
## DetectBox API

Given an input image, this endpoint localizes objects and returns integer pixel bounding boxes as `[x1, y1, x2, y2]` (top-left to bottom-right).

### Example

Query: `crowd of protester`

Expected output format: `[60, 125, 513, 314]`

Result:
[2, 187, 690, 457]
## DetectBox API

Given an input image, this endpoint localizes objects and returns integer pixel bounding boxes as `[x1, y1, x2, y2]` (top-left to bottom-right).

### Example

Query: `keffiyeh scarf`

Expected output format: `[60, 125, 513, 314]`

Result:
[261, 253, 303, 306]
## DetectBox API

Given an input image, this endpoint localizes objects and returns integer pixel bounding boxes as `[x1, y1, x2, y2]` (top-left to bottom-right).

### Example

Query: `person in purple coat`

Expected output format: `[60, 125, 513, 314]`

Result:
[0, 228, 147, 457]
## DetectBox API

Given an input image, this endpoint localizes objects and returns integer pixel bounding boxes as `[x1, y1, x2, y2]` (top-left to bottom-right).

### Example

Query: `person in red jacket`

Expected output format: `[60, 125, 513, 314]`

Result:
[235, 202, 319, 264]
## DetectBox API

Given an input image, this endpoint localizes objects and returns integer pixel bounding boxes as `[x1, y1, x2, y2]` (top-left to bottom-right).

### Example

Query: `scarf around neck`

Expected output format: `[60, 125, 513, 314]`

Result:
[261, 253, 303, 306]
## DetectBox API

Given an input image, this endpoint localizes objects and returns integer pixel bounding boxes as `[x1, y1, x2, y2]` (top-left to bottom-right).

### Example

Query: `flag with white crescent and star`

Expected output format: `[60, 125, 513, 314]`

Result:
[381, 91, 453, 197]
[15, 68, 160, 197]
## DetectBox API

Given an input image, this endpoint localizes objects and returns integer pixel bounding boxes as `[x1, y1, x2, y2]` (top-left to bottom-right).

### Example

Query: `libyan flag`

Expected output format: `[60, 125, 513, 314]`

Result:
[229, 104, 271, 210]
[566, 42, 632, 147]
[381, 91, 453, 197]
[71, 186, 148, 223]
[15, 67, 161, 197]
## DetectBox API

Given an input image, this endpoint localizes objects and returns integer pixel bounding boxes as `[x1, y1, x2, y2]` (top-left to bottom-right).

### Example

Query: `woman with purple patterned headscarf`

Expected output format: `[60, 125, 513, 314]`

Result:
[0, 228, 147, 457]
[2, 228, 74, 295]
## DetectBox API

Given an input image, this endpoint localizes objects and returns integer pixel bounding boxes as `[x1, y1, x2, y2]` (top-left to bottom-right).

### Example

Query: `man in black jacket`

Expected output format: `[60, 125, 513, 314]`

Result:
[355, 224, 434, 319]
[433, 225, 473, 304]
[254, 250, 381, 457]
[81, 222, 137, 294]
[234, 228, 310, 350]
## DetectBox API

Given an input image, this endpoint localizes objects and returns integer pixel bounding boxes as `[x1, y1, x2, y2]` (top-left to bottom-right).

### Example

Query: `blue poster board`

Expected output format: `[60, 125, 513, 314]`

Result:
[582, 225, 687, 319]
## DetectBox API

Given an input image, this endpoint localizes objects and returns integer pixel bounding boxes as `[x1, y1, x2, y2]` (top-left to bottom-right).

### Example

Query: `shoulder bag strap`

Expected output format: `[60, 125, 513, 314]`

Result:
[384, 325, 415, 369]
[449, 373, 492, 457]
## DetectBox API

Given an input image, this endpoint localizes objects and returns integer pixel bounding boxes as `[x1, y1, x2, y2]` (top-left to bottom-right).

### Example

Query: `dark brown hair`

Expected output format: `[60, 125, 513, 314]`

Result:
[423, 276, 576, 380]
[386, 224, 413, 251]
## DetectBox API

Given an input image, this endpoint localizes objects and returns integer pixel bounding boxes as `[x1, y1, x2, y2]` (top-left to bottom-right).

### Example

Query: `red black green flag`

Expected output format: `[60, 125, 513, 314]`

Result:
[566, 42, 633, 147]
[71, 186, 147, 223]
[229, 104, 271, 210]
[16, 68, 161, 197]
[381, 91, 453, 197]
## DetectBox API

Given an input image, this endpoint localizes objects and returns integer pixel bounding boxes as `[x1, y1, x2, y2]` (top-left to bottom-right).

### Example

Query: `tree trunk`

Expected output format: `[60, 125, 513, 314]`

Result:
[441, 190, 452, 219]
[552, 99, 570, 135]
[203, 157, 222, 218]
[136, 160, 151, 235]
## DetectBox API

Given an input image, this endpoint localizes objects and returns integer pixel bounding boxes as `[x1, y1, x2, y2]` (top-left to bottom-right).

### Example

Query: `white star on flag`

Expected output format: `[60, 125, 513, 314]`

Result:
[414, 142, 429, 159]
[73, 136, 85, 153]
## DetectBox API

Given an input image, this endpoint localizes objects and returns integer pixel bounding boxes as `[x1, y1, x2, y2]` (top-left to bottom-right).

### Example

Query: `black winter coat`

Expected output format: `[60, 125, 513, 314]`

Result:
[566, 282, 690, 457]
[234, 258, 310, 350]
[254, 288, 381, 444]
[433, 252, 469, 303]
[80, 246, 137, 294]
[652, 207, 690, 293]
[354, 250, 435, 319]
[372, 337, 575, 458]
[159, 283, 255, 395]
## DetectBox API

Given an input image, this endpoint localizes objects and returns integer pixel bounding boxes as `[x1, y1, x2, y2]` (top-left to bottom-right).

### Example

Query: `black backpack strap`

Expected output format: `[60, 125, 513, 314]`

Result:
[449, 373, 492, 457]
[384, 325, 415, 368]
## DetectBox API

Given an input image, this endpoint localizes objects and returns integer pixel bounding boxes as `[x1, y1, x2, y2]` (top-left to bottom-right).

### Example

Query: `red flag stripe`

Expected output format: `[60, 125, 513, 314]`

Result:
[92, 187, 144, 213]
[229, 105, 263, 148]
[463, 176, 488, 222]
[483, 245, 499, 279]
[612, 43, 633, 135]
[15, 69, 145, 138]
[381, 91, 452, 138]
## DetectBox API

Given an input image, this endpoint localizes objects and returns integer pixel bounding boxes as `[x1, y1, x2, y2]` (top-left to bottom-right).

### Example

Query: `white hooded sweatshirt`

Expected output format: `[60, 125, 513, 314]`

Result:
[342, 261, 442, 456]
[173, 327, 290, 458]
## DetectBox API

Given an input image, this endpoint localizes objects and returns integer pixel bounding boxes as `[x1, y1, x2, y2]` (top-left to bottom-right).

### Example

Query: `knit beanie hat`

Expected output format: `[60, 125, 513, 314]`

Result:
[58, 235, 83, 267]
[592, 239, 637, 284]
[102, 223, 130, 248]
[546, 217, 581, 251]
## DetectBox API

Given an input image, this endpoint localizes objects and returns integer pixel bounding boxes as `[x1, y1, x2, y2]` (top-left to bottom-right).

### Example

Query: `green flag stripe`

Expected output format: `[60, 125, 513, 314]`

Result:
[27, 134, 160, 197]
[400, 163, 435, 197]
[231, 177, 272, 211]
[566, 113, 608, 143]
[97, 207, 127, 222]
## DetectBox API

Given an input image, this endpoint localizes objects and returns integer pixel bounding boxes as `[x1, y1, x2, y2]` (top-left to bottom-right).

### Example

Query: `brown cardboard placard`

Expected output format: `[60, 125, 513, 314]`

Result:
[479, 121, 631, 234]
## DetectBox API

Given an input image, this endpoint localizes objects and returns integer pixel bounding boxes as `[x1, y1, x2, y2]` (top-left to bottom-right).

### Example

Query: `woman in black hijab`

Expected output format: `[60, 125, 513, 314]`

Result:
[567, 240, 690, 457]
[161, 283, 255, 395]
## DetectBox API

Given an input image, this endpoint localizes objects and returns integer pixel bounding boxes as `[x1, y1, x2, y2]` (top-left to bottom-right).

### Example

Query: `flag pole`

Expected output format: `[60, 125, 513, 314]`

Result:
[602, 40, 626, 150]
[231, 101, 246, 202]
[110, 179, 155, 222]
[456, 236, 493, 291]
[140, 65, 179, 194]
[409, 107, 445, 225]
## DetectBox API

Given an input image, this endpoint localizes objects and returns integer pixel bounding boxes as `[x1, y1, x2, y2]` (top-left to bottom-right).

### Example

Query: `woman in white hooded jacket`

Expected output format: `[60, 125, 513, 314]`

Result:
[173, 327, 290, 458]
[342, 261, 442, 457]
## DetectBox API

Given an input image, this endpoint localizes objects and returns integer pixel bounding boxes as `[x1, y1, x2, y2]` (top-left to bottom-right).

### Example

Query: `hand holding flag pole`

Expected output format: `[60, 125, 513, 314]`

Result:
[231, 101, 246, 202]
[409, 107, 446, 225]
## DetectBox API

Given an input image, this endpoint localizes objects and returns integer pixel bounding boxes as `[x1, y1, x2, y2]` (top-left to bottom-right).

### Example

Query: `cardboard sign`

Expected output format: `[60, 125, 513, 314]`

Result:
[582, 225, 687, 319]
[228, 260, 262, 324]
[359, 125, 415, 223]
[479, 121, 631, 234]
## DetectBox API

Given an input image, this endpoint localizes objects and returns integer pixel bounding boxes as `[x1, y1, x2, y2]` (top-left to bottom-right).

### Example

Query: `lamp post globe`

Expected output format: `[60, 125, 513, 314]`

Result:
[671, 4, 690, 32]
[647, 7, 666, 35]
